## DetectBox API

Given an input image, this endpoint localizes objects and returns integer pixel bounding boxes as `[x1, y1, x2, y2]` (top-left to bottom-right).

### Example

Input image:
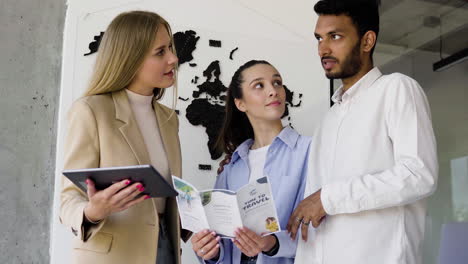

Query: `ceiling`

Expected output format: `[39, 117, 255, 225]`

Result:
[376, 0, 468, 65]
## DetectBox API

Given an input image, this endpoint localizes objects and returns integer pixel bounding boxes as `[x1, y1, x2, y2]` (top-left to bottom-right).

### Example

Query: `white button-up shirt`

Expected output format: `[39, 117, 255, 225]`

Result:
[295, 68, 438, 264]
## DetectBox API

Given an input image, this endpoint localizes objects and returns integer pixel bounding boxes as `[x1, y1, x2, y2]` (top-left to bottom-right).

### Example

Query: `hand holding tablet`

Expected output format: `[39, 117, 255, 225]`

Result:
[83, 178, 149, 223]
[62, 165, 179, 222]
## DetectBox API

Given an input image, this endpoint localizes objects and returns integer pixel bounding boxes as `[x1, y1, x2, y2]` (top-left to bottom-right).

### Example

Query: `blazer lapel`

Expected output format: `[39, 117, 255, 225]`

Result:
[112, 90, 151, 165]
[153, 101, 182, 177]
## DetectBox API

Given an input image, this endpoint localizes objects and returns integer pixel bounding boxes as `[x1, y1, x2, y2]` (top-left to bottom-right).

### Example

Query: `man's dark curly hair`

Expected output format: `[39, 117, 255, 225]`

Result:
[314, 0, 380, 56]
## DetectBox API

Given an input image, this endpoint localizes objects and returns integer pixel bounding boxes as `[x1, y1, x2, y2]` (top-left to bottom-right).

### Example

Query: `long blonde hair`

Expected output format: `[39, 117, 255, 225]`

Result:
[84, 10, 178, 106]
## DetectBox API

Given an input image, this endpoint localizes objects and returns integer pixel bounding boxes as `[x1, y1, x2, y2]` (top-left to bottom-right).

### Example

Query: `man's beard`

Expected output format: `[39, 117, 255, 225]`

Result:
[325, 41, 362, 79]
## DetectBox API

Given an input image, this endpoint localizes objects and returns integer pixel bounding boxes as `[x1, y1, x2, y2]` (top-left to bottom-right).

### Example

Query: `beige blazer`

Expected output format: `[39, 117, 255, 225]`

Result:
[60, 89, 182, 264]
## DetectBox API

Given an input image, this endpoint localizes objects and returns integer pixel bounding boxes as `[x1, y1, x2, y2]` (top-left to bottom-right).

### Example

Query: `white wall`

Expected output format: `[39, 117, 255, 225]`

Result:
[50, 1, 327, 263]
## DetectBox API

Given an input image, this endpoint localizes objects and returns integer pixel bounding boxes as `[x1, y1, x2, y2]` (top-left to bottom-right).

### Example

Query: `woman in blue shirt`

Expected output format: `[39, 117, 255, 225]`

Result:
[191, 60, 311, 264]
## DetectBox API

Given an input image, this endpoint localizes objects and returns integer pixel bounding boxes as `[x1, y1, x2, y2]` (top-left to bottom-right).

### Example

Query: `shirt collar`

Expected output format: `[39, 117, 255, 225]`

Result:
[331, 67, 382, 103]
[231, 126, 299, 162]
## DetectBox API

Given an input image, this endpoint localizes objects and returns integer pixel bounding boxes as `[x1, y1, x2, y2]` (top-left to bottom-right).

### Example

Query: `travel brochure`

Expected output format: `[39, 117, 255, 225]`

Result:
[172, 176, 280, 238]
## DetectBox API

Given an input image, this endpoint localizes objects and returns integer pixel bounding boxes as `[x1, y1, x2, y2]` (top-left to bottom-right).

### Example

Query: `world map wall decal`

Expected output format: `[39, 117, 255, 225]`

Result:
[84, 29, 304, 165]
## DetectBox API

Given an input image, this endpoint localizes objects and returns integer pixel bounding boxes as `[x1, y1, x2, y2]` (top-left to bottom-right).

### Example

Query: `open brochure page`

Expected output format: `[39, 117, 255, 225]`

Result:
[172, 177, 209, 233]
[200, 189, 243, 238]
[236, 176, 281, 236]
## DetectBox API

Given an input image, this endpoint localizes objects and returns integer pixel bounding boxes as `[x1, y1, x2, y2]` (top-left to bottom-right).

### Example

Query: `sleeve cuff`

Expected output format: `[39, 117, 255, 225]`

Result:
[321, 184, 337, 215]
[265, 231, 297, 258]
[79, 205, 107, 241]
[321, 182, 372, 215]
[262, 234, 279, 256]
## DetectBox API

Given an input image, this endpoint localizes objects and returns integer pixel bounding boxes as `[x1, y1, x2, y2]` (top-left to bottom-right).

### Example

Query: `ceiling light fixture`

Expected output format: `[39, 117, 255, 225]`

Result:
[433, 47, 468, 72]
[433, 12, 468, 72]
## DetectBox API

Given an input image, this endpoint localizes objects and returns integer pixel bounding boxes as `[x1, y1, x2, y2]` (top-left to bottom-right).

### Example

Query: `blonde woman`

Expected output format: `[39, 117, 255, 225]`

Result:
[60, 11, 184, 264]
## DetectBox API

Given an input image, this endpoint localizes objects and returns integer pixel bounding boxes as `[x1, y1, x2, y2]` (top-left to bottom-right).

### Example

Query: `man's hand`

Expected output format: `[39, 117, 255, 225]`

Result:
[287, 189, 326, 241]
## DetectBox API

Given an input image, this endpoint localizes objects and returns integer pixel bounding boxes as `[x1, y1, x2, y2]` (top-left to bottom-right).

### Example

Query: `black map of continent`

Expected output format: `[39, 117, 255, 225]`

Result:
[185, 60, 227, 160]
[173, 30, 200, 65]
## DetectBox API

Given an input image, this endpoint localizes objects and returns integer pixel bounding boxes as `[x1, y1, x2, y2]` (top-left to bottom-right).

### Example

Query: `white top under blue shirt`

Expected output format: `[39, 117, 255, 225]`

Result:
[248, 144, 270, 183]
[204, 126, 312, 264]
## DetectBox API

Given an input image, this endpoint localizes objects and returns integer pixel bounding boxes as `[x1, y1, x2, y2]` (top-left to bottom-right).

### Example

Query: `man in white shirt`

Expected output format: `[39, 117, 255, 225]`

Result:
[287, 1, 438, 263]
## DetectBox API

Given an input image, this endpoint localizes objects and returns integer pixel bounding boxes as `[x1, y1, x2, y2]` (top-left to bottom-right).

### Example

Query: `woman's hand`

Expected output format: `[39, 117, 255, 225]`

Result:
[83, 179, 149, 222]
[232, 227, 276, 257]
[191, 229, 221, 260]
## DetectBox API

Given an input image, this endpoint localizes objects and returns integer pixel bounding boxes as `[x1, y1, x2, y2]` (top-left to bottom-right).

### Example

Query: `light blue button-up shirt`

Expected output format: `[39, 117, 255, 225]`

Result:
[205, 126, 312, 264]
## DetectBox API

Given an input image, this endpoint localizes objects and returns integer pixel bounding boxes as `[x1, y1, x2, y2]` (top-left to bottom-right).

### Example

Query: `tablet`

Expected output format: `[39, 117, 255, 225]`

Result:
[62, 165, 178, 198]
